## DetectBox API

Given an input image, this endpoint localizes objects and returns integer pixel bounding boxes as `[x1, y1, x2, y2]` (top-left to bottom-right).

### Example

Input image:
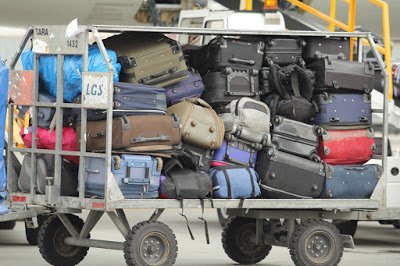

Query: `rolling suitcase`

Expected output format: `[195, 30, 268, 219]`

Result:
[319, 128, 375, 165]
[309, 57, 375, 93]
[256, 147, 332, 199]
[167, 98, 224, 149]
[264, 38, 306, 66]
[191, 36, 264, 74]
[81, 114, 181, 151]
[164, 68, 205, 106]
[209, 166, 261, 199]
[213, 139, 258, 168]
[272, 116, 325, 162]
[202, 67, 260, 109]
[321, 164, 382, 199]
[103, 32, 188, 87]
[312, 92, 372, 127]
[302, 37, 350, 63]
[85, 155, 161, 199]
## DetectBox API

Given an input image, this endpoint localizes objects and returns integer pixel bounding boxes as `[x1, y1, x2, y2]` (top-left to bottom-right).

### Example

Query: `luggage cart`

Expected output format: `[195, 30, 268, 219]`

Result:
[5, 25, 393, 266]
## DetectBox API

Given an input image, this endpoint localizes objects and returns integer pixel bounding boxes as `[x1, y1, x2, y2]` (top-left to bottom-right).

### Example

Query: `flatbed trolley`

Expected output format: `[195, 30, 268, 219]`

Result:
[5, 25, 394, 266]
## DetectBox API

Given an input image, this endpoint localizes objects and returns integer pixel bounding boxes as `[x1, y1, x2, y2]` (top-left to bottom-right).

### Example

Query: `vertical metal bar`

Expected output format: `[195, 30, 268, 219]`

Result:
[357, 37, 363, 63]
[107, 211, 130, 238]
[6, 104, 15, 193]
[255, 219, 263, 246]
[379, 1, 393, 101]
[79, 210, 104, 239]
[328, 0, 337, 31]
[347, 0, 356, 61]
[58, 214, 79, 238]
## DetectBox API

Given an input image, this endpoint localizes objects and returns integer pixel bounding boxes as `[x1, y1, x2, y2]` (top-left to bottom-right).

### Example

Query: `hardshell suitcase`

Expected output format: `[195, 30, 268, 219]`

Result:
[256, 147, 332, 199]
[272, 116, 325, 162]
[209, 166, 261, 199]
[85, 155, 161, 199]
[319, 128, 375, 165]
[192, 37, 264, 74]
[164, 68, 205, 106]
[81, 114, 181, 151]
[312, 92, 372, 127]
[302, 37, 350, 63]
[309, 58, 375, 93]
[103, 32, 188, 87]
[202, 67, 260, 109]
[213, 139, 258, 168]
[321, 164, 381, 199]
[167, 98, 224, 149]
[264, 38, 306, 66]
[18, 154, 78, 196]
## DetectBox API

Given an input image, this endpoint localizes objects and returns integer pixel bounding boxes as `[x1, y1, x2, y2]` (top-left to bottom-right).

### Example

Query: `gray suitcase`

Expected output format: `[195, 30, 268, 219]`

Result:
[256, 147, 332, 199]
[272, 116, 325, 162]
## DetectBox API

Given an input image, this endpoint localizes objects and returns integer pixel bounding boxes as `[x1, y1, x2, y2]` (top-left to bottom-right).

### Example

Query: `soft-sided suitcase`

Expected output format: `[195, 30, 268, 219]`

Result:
[181, 143, 214, 172]
[103, 32, 188, 87]
[192, 37, 264, 74]
[209, 166, 261, 199]
[309, 58, 375, 93]
[162, 168, 212, 199]
[321, 164, 381, 199]
[312, 92, 372, 127]
[202, 67, 260, 109]
[85, 155, 161, 199]
[81, 114, 180, 151]
[256, 147, 332, 199]
[18, 154, 78, 196]
[272, 116, 325, 162]
[221, 97, 271, 145]
[213, 139, 258, 168]
[319, 128, 375, 165]
[302, 37, 350, 63]
[167, 98, 224, 149]
[164, 68, 205, 106]
[264, 38, 306, 66]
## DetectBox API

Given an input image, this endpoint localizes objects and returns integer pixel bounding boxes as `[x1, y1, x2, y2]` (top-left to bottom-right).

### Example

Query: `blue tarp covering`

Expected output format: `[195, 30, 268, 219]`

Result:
[0, 57, 9, 214]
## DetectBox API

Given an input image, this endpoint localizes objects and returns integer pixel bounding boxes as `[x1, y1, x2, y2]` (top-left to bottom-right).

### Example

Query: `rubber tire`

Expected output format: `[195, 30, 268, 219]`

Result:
[38, 214, 90, 266]
[217, 208, 229, 226]
[25, 215, 47, 245]
[333, 220, 358, 237]
[289, 219, 343, 266]
[392, 220, 400, 229]
[0, 220, 16, 230]
[222, 217, 272, 265]
[124, 220, 178, 266]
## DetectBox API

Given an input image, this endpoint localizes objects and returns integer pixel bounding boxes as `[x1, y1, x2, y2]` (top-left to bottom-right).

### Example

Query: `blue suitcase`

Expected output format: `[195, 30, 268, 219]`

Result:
[321, 164, 381, 199]
[312, 92, 372, 127]
[209, 166, 261, 199]
[213, 139, 258, 167]
[85, 155, 161, 199]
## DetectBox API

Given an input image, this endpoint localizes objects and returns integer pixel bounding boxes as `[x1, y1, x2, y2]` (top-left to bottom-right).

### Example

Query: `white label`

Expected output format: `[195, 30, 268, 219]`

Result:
[82, 72, 110, 109]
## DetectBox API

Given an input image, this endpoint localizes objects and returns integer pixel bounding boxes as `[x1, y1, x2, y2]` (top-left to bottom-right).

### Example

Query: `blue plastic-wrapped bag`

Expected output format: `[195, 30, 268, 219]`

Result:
[21, 44, 121, 102]
[0, 57, 8, 213]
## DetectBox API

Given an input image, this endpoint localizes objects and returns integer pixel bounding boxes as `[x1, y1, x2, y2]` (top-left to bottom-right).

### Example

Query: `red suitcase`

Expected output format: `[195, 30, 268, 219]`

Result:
[318, 128, 375, 165]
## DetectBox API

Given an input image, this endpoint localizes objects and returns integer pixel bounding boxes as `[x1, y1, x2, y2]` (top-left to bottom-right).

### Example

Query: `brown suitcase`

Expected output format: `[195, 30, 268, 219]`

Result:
[78, 114, 181, 151]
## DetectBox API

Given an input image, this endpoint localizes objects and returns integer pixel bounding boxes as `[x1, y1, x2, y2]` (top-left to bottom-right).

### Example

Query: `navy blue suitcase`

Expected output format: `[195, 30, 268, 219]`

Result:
[213, 139, 258, 168]
[209, 166, 261, 199]
[312, 92, 372, 127]
[321, 164, 381, 199]
[84, 155, 161, 199]
[164, 68, 205, 106]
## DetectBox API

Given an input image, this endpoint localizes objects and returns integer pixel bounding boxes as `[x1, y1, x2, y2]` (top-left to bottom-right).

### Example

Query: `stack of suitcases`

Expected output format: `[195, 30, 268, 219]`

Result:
[16, 31, 382, 201]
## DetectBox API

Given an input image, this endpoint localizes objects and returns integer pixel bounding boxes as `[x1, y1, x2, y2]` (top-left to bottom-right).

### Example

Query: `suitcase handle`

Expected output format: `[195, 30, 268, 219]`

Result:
[228, 57, 255, 66]
[224, 68, 257, 97]
[140, 68, 186, 85]
[85, 169, 100, 174]
[186, 98, 212, 109]
[88, 132, 105, 138]
[329, 117, 340, 123]
[131, 133, 171, 144]
[359, 117, 368, 122]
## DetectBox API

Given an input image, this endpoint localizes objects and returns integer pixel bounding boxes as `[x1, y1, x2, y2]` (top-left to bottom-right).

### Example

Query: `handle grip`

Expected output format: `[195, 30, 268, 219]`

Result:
[131, 133, 170, 144]
[228, 57, 255, 66]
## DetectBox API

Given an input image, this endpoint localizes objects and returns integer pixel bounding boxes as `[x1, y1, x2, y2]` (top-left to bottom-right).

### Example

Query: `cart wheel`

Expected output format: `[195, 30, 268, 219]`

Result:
[333, 220, 358, 237]
[392, 220, 400, 229]
[25, 215, 46, 245]
[217, 208, 230, 226]
[0, 220, 16, 230]
[124, 220, 178, 266]
[38, 214, 90, 266]
[222, 217, 272, 265]
[289, 219, 343, 266]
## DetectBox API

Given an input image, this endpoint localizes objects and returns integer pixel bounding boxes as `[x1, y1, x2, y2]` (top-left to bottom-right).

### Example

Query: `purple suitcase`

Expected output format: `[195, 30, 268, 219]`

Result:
[213, 139, 258, 167]
[164, 68, 205, 106]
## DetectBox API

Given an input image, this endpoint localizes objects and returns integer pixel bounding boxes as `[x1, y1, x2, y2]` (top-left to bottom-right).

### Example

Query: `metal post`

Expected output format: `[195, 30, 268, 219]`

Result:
[107, 211, 130, 238]
[64, 237, 124, 250]
[328, 0, 337, 32]
[79, 210, 104, 239]
[348, 0, 356, 61]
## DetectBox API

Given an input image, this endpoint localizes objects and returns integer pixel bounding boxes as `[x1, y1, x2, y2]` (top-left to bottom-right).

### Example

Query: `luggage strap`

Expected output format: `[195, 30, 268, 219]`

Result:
[178, 200, 195, 241]
[245, 167, 256, 198]
[221, 169, 233, 199]
[198, 200, 210, 244]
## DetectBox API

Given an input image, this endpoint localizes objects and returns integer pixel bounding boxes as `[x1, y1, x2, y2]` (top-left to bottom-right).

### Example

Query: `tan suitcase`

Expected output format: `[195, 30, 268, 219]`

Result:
[167, 98, 224, 149]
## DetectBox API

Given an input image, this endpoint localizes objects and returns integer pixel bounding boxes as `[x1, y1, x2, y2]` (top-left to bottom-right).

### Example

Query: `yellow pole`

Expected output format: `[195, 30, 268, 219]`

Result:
[348, 0, 356, 61]
[329, 0, 337, 31]
[246, 0, 253, 11]
[379, 1, 393, 100]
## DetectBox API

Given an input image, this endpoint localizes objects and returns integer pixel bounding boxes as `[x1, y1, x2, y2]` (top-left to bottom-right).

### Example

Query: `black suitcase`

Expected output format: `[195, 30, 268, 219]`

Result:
[272, 116, 325, 162]
[256, 147, 331, 199]
[202, 67, 260, 109]
[264, 38, 306, 66]
[180, 143, 214, 172]
[192, 37, 264, 75]
[309, 57, 375, 93]
[302, 37, 351, 63]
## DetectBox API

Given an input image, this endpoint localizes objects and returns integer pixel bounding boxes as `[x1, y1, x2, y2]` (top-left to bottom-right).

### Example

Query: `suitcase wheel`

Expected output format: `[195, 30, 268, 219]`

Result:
[310, 153, 322, 163]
